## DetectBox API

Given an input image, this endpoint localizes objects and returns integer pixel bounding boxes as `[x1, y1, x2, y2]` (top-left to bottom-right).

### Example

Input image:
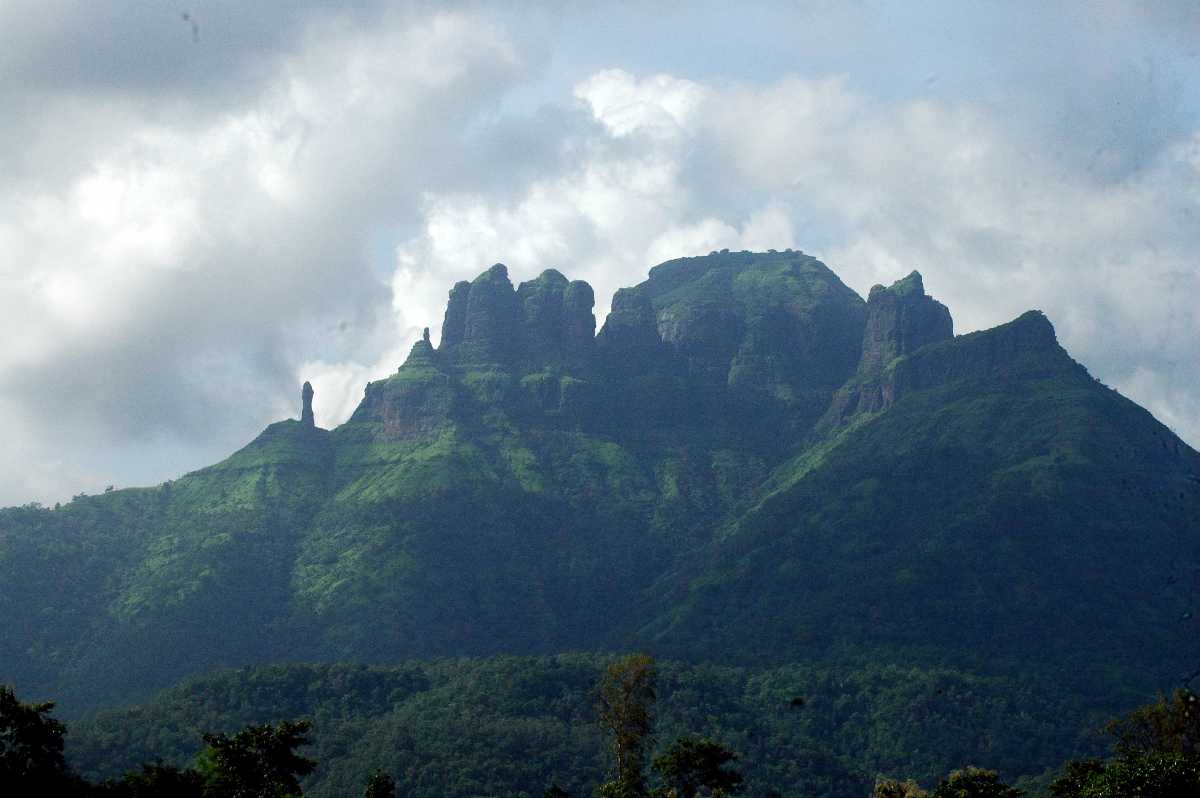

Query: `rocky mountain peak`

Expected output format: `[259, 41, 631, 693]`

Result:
[858, 270, 953, 377]
[436, 264, 598, 372]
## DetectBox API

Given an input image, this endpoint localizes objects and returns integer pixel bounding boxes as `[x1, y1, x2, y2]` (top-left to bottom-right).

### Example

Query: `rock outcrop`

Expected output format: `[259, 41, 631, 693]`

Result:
[459, 264, 520, 364]
[817, 276, 1078, 436]
[857, 271, 953, 377]
[815, 271, 954, 431]
[353, 254, 1077, 445]
[595, 287, 669, 375]
[351, 332, 455, 438]
[516, 269, 596, 369]
[438, 264, 597, 373]
[440, 281, 471, 350]
[301, 381, 315, 427]
[887, 309, 1072, 396]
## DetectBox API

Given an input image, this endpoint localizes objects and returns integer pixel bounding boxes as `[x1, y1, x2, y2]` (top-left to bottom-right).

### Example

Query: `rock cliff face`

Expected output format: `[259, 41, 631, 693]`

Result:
[439, 281, 471, 351]
[887, 309, 1075, 397]
[515, 269, 595, 370]
[595, 287, 671, 376]
[857, 271, 953, 377]
[817, 275, 1073, 435]
[458, 264, 521, 364]
[638, 251, 867, 407]
[437, 265, 596, 370]
[818, 271, 953, 430]
[353, 252, 1070, 447]
[351, 331, 455, 437]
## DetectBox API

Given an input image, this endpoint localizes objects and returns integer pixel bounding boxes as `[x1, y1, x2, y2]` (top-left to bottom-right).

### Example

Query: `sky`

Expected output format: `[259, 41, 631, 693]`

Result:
[1, 0, 1198, 506]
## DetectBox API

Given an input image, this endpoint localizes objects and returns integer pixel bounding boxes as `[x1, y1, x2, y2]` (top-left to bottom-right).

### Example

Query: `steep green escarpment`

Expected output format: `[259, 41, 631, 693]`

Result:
[1, 249, 1198, 731]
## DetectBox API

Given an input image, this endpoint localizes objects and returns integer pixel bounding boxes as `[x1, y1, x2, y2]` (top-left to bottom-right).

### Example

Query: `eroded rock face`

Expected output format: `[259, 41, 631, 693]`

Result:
[440, 282, 471, 350]
[887, 309, 1066, 398]
[301, 381, 315, 427]
[818, 300, 1072, 435]
[817, 272, 953, 430]
[622, 252, 868, 440]
[351, 336, 455, 437]
[596, 287, 668, 375]
[458, 264, 520, 364]
[857, 271, 953, 377]
[363, 255, 1056, 444]
[516, 269, 596, 369]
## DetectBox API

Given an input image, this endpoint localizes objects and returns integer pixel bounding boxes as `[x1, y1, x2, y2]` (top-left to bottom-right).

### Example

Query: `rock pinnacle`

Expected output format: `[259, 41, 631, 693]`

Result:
[301, 381, 315, 427]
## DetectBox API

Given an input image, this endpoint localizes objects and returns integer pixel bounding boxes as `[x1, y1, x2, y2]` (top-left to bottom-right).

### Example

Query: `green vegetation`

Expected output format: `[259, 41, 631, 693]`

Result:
[2, 251, 1199, 791]
[60, 656, 1110, 797]
[3, 658, 1195, 796]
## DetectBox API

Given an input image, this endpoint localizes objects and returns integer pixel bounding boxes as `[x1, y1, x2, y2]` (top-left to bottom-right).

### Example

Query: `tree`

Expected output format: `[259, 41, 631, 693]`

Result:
[1050, 689, 1200, 797]
[873, 777, 927, 798]
[197, 719, 315, 797]
[363, 769, 396, 798]
[1109, 688, 1200, 759]
[0, 684, 77, 792]
[651, 736, 743, 798]
[98, 761, 206, 797]
[928, 767, 1021, 798]
[597, 654, 658, 797]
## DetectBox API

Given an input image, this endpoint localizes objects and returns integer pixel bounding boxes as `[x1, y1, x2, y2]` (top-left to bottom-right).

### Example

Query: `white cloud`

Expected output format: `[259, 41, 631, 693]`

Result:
[574, 69, 707, 139]
[396, 67, 1200, 450]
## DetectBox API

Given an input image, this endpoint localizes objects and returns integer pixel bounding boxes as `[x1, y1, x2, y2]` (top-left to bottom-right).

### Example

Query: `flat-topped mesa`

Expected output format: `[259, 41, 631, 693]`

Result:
[858, 271, 953, 377]
[300, 381, 315, 427]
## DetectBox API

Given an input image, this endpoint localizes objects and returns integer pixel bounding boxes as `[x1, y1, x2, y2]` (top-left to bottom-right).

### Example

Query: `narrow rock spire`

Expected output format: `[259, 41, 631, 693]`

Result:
[301, 381, 315, 427]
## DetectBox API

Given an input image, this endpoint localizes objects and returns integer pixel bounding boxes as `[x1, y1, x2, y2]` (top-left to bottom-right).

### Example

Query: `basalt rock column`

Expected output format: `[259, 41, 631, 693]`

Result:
[301, 381, 315, 427]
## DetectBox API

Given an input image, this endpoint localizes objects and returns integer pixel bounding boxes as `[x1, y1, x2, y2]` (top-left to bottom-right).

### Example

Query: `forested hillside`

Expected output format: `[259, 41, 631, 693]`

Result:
[3, 251, 1198, 788]
[64, 656, 1103, 798]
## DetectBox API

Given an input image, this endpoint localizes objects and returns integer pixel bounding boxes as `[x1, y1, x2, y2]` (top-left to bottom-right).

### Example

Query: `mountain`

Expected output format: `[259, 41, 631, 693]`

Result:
[2, 249, 1198, 726]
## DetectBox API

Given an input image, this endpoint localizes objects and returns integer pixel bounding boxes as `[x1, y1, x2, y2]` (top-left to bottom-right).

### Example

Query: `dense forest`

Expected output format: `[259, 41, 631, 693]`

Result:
[4, 654, 1198, 796]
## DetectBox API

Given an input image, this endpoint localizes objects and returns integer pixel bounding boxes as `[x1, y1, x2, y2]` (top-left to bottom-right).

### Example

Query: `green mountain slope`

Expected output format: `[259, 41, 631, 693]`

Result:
[639, 308, 1200, 700]
[1, 249, 1197, 726]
